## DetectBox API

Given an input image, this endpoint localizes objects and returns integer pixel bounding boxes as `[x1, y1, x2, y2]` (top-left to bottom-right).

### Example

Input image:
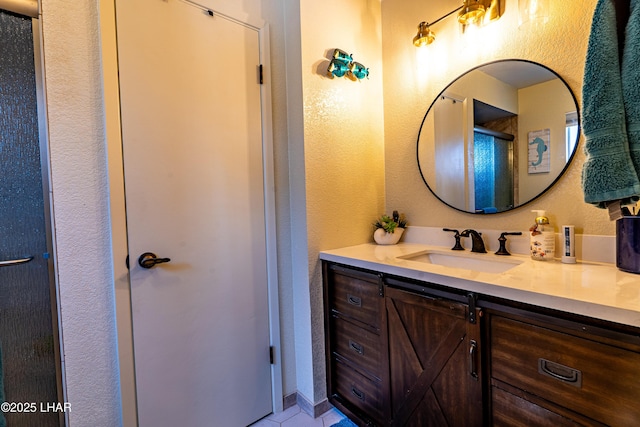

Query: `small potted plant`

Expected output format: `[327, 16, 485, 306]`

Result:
[373, 210, 408, 245]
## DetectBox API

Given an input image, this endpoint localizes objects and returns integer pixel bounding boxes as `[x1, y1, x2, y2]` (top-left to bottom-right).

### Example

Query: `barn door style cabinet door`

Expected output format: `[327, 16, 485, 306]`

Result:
[385, 282, 483, 426]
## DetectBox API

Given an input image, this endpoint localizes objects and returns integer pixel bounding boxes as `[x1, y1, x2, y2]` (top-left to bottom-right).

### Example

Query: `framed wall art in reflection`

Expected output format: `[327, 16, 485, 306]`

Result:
[528, 129, 550, 174]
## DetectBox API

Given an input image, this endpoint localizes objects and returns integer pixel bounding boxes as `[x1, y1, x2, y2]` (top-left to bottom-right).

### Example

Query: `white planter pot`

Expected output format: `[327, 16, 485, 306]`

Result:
[373, 227, 404, 245]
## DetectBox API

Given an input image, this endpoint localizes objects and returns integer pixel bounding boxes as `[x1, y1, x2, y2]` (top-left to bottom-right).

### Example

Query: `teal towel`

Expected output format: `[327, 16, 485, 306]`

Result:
[623, 0, 640, 178]
[581, 0, 640, 208]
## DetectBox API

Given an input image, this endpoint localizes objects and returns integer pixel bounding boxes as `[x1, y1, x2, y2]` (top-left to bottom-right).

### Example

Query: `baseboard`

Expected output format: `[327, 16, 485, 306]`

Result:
[284, 392, 332, 418]
[283, 392, 297, 410]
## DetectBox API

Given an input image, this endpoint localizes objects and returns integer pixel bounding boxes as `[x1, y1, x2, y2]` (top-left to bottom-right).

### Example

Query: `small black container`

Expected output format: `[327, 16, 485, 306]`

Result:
[616, 217, 640, 274]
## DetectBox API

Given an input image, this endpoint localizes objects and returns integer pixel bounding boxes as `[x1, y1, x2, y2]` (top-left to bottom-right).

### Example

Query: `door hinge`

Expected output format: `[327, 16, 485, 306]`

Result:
[259, 64, 264, 85]
[269, 346, 275, 364]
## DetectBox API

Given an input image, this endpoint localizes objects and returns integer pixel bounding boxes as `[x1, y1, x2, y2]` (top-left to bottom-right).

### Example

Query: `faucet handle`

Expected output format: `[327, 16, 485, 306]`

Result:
[443, 228, 464, 251]
[495, 232, 523, 256]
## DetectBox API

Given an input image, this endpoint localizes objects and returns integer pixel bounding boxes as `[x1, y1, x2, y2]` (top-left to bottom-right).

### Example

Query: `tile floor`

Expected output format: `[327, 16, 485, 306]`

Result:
[250, 404, 347, 427]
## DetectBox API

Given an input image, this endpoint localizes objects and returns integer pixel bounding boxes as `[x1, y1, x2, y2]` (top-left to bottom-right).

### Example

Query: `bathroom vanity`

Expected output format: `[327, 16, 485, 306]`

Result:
[321, 243, 640, 426]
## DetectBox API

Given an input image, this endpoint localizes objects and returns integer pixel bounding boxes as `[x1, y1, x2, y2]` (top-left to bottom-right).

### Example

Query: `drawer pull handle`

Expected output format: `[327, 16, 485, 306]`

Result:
[469, 339, 478, 380]
[347, 294, 362, 307]
[538, 358, 582, 388]
[349, 340, 364, 355]
[351, 386, 365, 401]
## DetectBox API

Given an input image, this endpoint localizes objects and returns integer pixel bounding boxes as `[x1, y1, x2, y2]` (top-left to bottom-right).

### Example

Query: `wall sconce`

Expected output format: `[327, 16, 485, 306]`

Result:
[413, 6, 461, 47]
[458, 0, 502, 26]
[518, 0, 549, 26]
[413, 21, 437, 47]
[349, 62, 369, 80]
[327, 49, 369, 80]
[413, 0, 503, 47]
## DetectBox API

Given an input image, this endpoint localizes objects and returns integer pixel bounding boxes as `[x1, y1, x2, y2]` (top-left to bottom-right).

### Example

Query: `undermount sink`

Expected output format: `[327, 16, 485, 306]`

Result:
[398, 250, 523, 274]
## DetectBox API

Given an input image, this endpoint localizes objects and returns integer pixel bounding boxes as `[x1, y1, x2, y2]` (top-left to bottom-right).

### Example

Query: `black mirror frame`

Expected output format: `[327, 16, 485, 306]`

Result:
[416, 59, 581, 214]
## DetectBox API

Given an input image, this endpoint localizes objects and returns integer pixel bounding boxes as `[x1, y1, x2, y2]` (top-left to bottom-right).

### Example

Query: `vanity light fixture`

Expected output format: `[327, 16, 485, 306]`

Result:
[413, 6, 462, 47]
[518, 0, 549, 27]
[413, 0, 503, 47]
[458, 0, 503, 26]
[458, 0, 487, 25]
[413, 21, 437, 47]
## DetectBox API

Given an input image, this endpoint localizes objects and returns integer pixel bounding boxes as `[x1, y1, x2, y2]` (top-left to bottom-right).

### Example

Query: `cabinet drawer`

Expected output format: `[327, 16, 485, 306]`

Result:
[333, 357, 384, 422]
[329, 267, 381, 329]
[332, 316, 382, 379]
[491, 315, 640, 426]
[491, 385, 587, 427]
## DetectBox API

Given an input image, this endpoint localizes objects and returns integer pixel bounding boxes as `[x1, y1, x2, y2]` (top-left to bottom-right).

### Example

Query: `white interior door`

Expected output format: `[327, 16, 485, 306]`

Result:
[115, 1, 272, 425]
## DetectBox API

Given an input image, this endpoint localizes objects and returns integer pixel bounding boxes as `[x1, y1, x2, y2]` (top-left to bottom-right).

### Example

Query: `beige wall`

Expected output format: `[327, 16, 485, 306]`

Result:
[518, 79, 577, 202]
[292, 0, 385, 403]
[41, 1, 122, 425]
[382, 0, 613, 235]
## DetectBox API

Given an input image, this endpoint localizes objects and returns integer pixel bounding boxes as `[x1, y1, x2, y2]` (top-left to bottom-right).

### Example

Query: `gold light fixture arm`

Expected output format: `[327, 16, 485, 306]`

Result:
[413, 0, 503, 47]
[413, 6, 463, 47]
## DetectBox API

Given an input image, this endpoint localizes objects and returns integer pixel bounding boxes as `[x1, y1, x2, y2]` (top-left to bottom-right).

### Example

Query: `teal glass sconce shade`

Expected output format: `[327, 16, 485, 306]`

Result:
[328, 58, 350, 78]
[349, 62, 369, 80]
[327, 48, 352, 78]
[333, 48, 352, 63]
[326, 49, 369, 80]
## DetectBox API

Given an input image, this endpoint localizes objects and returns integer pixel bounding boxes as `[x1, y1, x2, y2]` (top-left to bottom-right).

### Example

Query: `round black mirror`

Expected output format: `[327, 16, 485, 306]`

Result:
[417, 59, 580, 214]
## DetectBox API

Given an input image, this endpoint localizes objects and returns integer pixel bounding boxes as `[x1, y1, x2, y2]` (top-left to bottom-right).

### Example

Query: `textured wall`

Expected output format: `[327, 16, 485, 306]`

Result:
[295, 0, 385, 402]
[382, 0, 613, 236]
[40, 1, 122, 425]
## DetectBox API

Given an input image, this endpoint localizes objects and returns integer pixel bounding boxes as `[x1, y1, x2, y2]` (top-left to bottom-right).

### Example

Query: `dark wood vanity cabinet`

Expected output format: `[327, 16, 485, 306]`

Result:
[323, 261, 640, 426]
[486, 308, 640, 426]
[323, 262, 389, 426]
[323, 262, 482, 426]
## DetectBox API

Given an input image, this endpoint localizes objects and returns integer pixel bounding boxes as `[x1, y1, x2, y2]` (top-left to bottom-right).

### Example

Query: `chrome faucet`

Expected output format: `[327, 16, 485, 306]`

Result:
[460, 229, 486, 253]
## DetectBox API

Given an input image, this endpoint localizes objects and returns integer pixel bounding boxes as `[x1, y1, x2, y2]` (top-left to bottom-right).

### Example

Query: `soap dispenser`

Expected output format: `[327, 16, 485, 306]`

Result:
[530, 210, 555, 261]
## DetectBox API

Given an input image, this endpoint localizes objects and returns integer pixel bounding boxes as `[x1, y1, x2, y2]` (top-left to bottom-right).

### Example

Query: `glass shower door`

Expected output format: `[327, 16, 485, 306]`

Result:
[473, 131, 514, 213]
[0, 9, 63, 427]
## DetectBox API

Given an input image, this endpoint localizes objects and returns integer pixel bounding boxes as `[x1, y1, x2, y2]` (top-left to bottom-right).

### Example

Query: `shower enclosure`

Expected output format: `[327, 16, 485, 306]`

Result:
[0, 8, 64, 427]
[473, 129, 515, 213]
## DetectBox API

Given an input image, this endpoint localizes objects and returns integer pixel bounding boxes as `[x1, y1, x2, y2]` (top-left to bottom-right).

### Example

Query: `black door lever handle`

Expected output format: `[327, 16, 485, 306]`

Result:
[138, 252, 171, 269]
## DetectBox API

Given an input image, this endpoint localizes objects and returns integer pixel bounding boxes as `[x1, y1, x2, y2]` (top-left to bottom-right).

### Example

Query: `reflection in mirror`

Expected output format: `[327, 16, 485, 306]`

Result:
[417, 60, 580, 214]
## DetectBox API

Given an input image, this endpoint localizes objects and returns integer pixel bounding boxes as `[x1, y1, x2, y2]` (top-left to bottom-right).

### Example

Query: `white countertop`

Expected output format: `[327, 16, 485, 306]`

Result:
[320, 242, 640, 329]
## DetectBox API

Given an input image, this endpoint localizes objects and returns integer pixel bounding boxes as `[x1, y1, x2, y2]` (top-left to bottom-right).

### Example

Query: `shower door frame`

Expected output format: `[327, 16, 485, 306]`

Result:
[0, 4, 66, 424]
[28, 13, 67, 427]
